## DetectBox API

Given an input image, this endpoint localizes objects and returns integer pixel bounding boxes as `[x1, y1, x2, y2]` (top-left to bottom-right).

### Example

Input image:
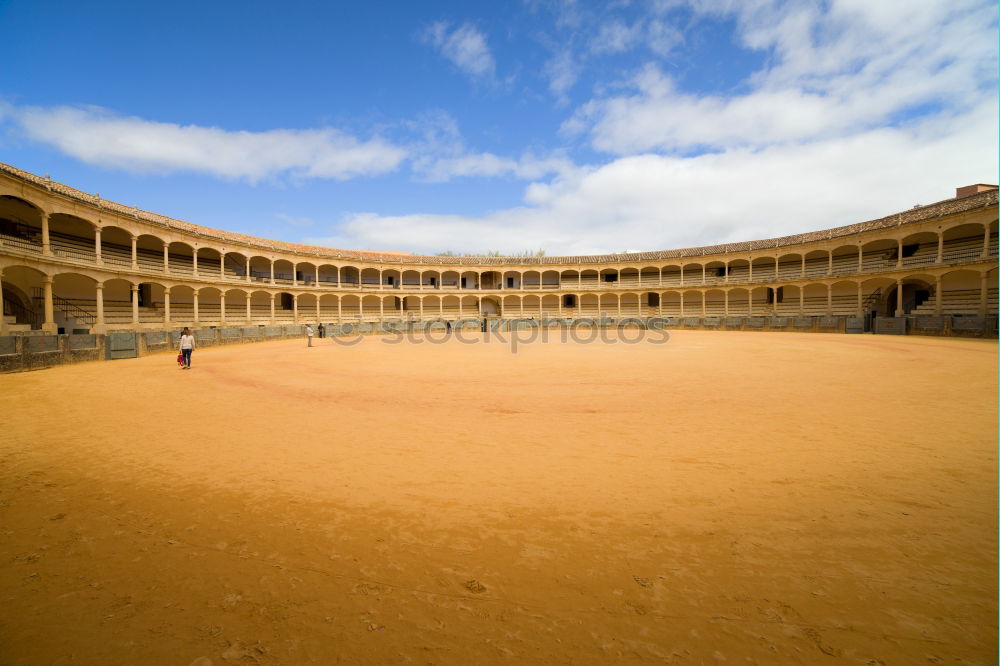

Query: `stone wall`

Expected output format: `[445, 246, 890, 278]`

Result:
[1, 316, 995, 373]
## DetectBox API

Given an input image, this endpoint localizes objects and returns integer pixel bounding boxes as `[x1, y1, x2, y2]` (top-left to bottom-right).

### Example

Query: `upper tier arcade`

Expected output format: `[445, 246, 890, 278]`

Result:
[0, 161, 996, 333]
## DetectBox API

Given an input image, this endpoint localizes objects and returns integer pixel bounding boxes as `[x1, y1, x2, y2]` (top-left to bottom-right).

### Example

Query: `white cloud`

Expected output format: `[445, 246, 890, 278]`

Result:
[305, 102, 998, 256]
[544, 49, 579, 101]
[591, 20, 642, 54]
[566, 0, 997, 154]
[9, 105, 408, 182]
[590, 17, 683, 56]
[422, 21, 496, 80]
[414, 151, 577, 182]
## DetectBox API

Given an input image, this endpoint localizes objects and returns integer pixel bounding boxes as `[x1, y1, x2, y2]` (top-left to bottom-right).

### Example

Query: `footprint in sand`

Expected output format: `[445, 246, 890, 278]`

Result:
[464, 579, 487, 593]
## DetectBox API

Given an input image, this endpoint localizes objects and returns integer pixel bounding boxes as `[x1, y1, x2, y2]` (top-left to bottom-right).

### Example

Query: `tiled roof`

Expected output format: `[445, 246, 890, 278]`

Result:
[2, 161, 996, 266]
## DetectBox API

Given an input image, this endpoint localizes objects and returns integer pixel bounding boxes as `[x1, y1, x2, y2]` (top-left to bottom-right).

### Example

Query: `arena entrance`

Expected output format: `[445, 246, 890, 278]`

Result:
[884, 281, 932, 316]
[106, 331, 137, 359]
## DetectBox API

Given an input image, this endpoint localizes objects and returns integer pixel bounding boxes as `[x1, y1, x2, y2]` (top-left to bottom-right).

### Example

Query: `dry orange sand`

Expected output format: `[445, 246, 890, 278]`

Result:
[0, 330, 996, 664]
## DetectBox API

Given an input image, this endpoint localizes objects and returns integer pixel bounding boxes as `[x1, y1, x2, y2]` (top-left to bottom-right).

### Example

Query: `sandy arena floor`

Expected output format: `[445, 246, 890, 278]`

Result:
[0, 330, 996, 664]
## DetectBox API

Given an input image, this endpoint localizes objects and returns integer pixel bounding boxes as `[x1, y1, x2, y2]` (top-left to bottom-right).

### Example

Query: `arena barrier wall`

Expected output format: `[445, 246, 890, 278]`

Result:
[1, 315, 995, 372]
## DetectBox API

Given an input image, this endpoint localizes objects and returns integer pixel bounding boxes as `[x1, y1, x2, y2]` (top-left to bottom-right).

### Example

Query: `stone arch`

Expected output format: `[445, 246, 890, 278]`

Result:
[360, 268, 380, 287]
[480, 296, 501, 316]
[441, 269, 461, 289]
[273, 259, 294, 285]
[49, 213, 97, 261]
[619, 267, 639, 287]
[639, 266, 661, 286]
[727, 259, 749, 284]
[336, 265, 358, 286]
[830, 244, 861, 275]
[317, 263, 339, 286]
[98, 225, 133, 268]
[776, 252, 802, 280]
[619, 291, 640, 316]
[802, 249, 828, 278]
[166, 241, 195, 276]
[704, 289, 725, 316]
[660, 290, 681, 316]
[681, 262, 702, 285]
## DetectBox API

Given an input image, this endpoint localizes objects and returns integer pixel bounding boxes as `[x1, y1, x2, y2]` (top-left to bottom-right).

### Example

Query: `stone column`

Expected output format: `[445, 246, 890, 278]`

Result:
[316, 297, 321, 323]
[379, 298, 385, 320]
[164, 288, 171, 326]
[293, 294, 298, 323]
[270, 293, 276, 324]
[131, 284, 139, 326]
[193, 251, 199, 277]
[982, 226, 992, 258]
[95, 227, 103, 265]
[41, 212, 51, 256]
[934, 276, 942, 316]
[826, 284, 832, 316]
[163, 244, 169, 273]
[246, 293, 251, 322]
[936, 234, 944, 264]
[220, 254, 225, 280]
[895, 279, 903, 316]
[42, 276, 56, 332]
[418, 298, 424, 320]
[0, 271, 5, 334]
[827, 252, 833, 275]
[679, 295, 685, 317]
[315, 266, 320, 286]
[292, 265, 297, 287]
[979, 272, 989, 316]
[95, 282, 105, 331]
[193, 291, 200, 324]
[800, 255, 805, 278]
[130, 236, 138, 269]
[269, 260, 275, 285]
[858, 246, 863, 273]
[700, 292, 705, 316]
[749, 261, 753, 282]
[220, 293, 226, 325]
[748, 289, 753, 315]
[724, 290, 729, 316]
[896, 240, 903, 268]
[701, 265, 706, 284]
[245, 257, 251, 283]
[856, 283, 863, 316]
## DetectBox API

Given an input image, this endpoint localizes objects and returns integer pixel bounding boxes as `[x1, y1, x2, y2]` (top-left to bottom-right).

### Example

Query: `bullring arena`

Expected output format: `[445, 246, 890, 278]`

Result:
[0, 163, 997, 663]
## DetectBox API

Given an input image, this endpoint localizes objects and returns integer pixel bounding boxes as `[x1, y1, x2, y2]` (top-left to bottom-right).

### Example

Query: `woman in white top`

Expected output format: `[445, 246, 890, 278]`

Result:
[179, 327, 195, 369]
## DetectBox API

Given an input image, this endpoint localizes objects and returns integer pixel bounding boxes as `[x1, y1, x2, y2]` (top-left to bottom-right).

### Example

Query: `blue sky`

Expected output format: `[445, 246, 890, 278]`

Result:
[1, 0, 996, 256]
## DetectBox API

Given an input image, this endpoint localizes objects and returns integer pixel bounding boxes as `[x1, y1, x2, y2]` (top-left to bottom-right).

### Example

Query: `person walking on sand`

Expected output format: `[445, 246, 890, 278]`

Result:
[306, 324, 314, 347]
[179, 327, 195, 369]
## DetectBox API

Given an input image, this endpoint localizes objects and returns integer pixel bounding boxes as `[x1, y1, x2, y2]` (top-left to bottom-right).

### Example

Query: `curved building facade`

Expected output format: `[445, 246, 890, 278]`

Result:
[0, 162, 996, 336]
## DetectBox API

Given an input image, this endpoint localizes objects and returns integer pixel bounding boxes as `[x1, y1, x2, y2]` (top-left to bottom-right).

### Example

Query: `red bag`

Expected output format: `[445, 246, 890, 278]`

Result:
[177, 353, 184, 364]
